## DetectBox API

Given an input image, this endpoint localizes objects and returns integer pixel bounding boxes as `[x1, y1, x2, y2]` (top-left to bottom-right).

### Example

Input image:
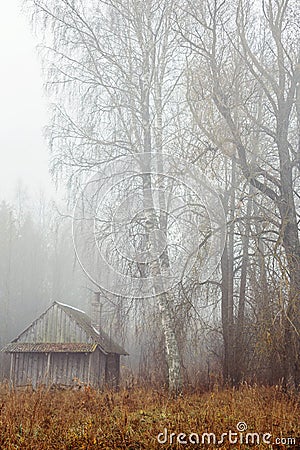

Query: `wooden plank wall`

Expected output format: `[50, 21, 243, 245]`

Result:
[13, 353, 48, 387]
[50, 353, 89, 385]
[90, 348, 106, 387]
[12, 350, 110, 388]
[105, 354, 120, 388]
[18, 304, 89, 343]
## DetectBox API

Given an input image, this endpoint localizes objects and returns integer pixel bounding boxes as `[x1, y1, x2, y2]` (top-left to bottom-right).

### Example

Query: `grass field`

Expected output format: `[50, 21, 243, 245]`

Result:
[0, 383, 299, 449]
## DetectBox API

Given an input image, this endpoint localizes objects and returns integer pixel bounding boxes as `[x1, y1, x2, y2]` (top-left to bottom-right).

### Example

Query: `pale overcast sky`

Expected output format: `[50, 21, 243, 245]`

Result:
[0, 0, 55, 201]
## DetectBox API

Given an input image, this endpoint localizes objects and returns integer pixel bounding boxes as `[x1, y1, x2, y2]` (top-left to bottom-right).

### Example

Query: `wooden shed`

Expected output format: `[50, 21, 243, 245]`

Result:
[2, 301, 128, 388]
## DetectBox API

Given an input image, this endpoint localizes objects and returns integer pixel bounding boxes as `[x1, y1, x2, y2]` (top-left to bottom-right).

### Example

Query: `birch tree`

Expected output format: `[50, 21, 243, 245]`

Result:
[28, 0, 196, 393]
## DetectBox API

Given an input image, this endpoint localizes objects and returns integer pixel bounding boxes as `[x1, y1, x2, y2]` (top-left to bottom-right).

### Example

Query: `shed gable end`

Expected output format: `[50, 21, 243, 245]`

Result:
[14, 303, 91, 344]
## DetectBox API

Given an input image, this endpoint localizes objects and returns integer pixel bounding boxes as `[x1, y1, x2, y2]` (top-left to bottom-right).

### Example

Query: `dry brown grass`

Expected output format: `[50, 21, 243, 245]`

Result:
[0, 382, 299, 449]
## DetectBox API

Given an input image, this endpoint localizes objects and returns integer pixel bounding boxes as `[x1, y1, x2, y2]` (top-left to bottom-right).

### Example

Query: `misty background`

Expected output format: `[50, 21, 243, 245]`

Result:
[0, 0, 299, 391]
[0, 1, 96, 377]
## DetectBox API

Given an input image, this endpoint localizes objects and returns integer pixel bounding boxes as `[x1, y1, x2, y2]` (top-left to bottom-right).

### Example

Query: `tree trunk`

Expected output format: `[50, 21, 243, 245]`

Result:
[141, 25, 182, 393]
[277, 94, 300, 389]
[235, 188, 252, 383]
[221, 159, 235, 384]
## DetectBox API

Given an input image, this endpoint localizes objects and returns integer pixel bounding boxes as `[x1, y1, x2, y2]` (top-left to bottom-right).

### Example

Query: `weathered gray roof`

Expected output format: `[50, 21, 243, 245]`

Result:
[56, 302, 128, 355]
[2, 342, 98, 353]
